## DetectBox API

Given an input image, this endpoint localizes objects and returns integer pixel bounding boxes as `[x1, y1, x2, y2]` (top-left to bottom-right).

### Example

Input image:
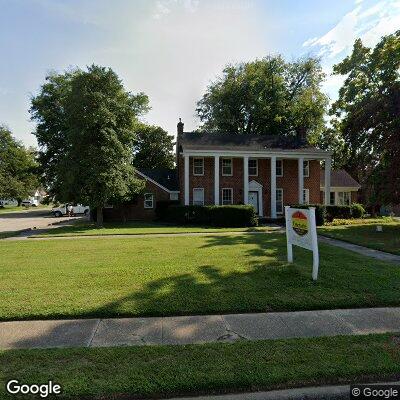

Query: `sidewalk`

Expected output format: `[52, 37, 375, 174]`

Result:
[1, 307, 399, 350]
[319, 235, 400, 264]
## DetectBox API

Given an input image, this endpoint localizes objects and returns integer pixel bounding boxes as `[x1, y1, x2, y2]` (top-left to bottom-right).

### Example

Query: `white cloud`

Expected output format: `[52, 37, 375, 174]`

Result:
[303, 0, 400, 59]
[302, 0, 400, 102]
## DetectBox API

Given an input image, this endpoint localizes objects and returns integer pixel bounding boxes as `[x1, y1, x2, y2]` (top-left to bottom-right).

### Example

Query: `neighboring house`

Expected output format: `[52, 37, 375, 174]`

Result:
[320, 170, 361, 205]
[102, 169, 179, 221]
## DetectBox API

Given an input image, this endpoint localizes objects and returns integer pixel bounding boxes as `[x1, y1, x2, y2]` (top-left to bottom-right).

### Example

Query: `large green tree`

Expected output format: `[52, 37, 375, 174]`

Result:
[330, 30, 400, 206]
[0, 126, 38, 204]
[30, 65, 149, 225]
[132, 123, 175, 170]
[196, 55, 328, 142]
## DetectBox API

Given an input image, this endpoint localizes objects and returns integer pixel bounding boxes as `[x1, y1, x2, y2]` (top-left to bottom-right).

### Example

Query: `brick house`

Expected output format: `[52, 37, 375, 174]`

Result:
[107, 120, 361, 221]
[175, 120, 333, 218]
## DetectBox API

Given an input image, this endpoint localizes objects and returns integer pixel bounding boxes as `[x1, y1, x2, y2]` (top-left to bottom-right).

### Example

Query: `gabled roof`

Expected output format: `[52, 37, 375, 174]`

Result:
[179, 132, 326, 153]
[137, 168, 179, 192]
[321, 169, 361, 189]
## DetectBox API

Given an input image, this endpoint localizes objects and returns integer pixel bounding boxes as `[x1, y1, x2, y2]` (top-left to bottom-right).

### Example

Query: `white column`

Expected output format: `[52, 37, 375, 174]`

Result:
[243, 156, 249, 204]
[324, 157, 331, 206]
[214, 155, 220, 205]
[270, 156, 277, 218]
[298, 157, 304, 204]
[184, 155, 189, 205]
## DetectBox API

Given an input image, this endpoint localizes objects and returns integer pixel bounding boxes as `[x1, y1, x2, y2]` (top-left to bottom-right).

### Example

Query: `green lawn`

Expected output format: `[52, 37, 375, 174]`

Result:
[1, 334, 400, 399]
[33, 220, 275, 237]
[319, 220, 400, 255]
[1, 233, 400, 321]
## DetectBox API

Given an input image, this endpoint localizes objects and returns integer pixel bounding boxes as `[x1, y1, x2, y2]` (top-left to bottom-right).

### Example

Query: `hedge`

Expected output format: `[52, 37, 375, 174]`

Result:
[157, 203, 258, 227]
[290, 203, 366, 226]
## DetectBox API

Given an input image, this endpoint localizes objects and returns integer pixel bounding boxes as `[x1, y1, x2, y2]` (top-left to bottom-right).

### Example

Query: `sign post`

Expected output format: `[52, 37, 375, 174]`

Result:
[285, 206, 319, 281]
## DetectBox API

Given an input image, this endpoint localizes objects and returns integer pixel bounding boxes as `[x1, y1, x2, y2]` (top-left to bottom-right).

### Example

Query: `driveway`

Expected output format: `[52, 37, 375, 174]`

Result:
[0, 209, 84, 233]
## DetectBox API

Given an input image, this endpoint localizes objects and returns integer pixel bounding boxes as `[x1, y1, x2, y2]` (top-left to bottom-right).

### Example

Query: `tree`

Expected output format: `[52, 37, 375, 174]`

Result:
[132, 123, 175, 170]
[196, 55, 328, 142]
[330, 30, 400, 206]
[0, 125, 38, 204]
[30, 65, 150, 226]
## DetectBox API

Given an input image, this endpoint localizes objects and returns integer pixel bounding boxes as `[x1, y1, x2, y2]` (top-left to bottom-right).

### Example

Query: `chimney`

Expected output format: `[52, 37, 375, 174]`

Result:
[177, 118, 184, 136]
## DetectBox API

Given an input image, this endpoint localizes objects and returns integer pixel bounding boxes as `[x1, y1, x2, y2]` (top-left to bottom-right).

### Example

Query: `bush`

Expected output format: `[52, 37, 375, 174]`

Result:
[351, 203, 365, 218]
[290, 204, 326, 226]
[326, 205, 352, 221]
[155, 200, 180, 220]
[160, 204, 258, 227]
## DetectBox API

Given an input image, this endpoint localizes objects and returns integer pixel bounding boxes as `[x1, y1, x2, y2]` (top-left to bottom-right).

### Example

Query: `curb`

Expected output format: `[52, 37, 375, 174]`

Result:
[172, 381, 399, 400]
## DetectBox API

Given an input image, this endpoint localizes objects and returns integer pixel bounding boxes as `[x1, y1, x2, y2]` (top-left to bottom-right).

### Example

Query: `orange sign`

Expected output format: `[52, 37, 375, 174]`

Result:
[292, 210, 308, 236]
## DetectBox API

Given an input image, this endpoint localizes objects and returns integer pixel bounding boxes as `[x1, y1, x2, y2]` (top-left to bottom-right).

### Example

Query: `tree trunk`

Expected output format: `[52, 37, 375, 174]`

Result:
[96, 207, 104, 228]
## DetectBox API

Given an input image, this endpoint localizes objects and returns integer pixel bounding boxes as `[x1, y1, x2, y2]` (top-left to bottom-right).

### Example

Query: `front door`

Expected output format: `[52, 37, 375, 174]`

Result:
[248, 191, 259, 214]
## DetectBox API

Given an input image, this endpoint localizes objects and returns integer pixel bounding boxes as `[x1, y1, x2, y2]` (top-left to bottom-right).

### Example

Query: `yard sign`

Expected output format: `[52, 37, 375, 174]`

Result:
[284, 206, 319, 281]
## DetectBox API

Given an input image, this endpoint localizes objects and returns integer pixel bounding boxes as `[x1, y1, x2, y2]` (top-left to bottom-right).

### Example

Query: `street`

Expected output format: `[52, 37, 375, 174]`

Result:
[0, 209, 83, 233]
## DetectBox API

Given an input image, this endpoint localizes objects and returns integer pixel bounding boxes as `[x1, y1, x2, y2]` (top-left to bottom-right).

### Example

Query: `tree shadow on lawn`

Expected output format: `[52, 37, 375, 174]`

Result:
[84, 233, 400, 319]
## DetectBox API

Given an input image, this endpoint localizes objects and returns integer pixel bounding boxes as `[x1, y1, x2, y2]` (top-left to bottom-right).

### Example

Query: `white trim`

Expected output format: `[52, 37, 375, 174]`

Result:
[214, 155, 220, 205]
[324, 157, 331, 206]
[303, 188, 310, 204]
[276, 188, 284, 215]
[184, 155, 189, 205]
[193, 187, 205, 206]
[320, 186, 360, 191]
[221, 188, 233, 205]
[193, 157, 204, 176]
[270, 156, 277, 218]
[249, 180, 263, 217]
[144, 193, 154, 209]
[298, 157, 304, 204]
[182, 149, 332, 159]
[221, 158, 233, 176]
[243, 157, 249, 205]
[248, 158, 258, 176]
[276, 159, 283, 177]
[136, 170, 180, 194]
[303, 160, 310, 178]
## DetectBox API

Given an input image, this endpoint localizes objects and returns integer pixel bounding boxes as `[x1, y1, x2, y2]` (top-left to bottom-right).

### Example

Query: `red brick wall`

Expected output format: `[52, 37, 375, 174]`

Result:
[178, 156, 321, 217]
[104, 178, 170, 221]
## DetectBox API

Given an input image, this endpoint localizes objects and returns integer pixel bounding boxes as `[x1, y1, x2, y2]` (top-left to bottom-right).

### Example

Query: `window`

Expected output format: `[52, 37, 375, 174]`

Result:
[303, 160, 310, 177]
[303, 188, 310, 204]
[276, 159, 283, 177]
[221, 188, 233, 205]
[193, 188, 204, 205]
[276, 188, 283, 214]
[144, 193, 154, 209]
[193, 157, 204, 176]
[338, 191, 351, 206]
[222, 158, 233, 176]
[170, 192, 179, 201]
[330, 192, 335, 205]
[248, 159, 258, 176]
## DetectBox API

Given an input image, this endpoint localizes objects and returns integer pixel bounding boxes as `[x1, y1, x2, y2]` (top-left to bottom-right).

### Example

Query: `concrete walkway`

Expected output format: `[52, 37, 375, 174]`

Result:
[319, 235, 400, 264]
[1, 307, 399, 350]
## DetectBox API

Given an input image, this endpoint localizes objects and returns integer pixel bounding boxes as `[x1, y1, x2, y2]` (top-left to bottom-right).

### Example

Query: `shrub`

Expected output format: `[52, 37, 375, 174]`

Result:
[326, 205, 352, 221]
[155, 200, 180, 220]
[351, 203, 365, 218]
[161, 204, 258, 227]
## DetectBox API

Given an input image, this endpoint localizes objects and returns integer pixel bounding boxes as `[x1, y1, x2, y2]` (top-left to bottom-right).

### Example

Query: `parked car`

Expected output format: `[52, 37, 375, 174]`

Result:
[21, 199, 38, 207]
[52, 204, 90, 217]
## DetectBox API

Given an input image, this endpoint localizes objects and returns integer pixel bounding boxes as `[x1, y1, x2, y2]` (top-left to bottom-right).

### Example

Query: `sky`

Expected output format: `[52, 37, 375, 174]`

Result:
[0, 0, 399, 147]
